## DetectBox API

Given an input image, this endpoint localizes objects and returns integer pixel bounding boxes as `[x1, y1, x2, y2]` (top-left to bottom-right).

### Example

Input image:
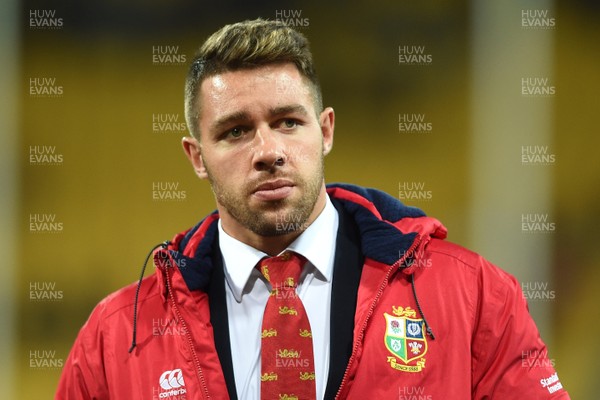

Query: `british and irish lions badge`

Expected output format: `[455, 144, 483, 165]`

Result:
[384, 306, 428, 372]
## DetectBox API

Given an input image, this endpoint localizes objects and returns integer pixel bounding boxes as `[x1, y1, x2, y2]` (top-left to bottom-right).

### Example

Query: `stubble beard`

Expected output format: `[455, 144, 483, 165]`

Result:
[204, 156, 325, 237]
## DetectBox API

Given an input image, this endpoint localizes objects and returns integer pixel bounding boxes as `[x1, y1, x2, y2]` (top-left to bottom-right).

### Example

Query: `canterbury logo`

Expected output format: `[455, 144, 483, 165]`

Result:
[159, 369, 185, 390]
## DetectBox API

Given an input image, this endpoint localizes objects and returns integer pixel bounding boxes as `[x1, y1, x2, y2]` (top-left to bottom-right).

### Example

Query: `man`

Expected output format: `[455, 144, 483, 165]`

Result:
[57, 19, 569, 399]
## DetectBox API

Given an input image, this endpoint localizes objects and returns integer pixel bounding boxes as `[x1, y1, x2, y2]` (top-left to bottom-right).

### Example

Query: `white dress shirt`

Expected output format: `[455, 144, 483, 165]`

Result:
[218, 196, 339, 400]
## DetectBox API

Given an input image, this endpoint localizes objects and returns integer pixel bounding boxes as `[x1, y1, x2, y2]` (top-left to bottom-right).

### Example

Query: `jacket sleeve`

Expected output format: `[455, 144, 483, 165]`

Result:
[471, 258, 570, 399]
[55, 301, 110, 400]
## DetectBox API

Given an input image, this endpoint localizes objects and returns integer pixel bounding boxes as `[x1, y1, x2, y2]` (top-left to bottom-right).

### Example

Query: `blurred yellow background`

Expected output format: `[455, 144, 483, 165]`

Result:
[2, 0, 598, 398]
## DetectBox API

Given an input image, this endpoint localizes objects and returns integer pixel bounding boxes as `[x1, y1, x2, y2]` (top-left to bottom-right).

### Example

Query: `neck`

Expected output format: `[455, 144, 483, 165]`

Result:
[220, 187, 327, 256]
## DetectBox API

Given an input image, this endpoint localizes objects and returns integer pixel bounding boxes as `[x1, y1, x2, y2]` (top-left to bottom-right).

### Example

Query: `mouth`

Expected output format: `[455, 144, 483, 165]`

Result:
[252, 179, 295, 201]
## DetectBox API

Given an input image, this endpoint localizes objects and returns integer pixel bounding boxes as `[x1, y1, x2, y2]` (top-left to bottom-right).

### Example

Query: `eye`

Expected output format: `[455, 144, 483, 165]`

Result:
[226, 127, 243, 139]
[279, 119, 299, 130]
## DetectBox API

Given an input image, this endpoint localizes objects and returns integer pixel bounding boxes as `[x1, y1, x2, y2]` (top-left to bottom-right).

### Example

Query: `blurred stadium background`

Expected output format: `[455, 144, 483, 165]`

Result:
[1, 0, 598, 398]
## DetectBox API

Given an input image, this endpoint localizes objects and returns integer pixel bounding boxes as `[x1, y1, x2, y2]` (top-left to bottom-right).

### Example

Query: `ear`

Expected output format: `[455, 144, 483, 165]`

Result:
[319, 107, 335, 156]
[182, 136, 208, 179]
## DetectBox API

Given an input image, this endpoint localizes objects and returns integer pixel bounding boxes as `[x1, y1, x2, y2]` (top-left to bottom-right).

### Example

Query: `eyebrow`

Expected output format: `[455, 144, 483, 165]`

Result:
[269, 104, 309, 118]
[210, 104, 310, 134]
[210, 111, 251, 134]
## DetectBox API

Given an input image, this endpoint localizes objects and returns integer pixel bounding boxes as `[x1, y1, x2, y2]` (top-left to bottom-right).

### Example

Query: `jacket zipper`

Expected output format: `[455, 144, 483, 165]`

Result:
[335, 236, 423, 399]
[164, 253, 211, 399]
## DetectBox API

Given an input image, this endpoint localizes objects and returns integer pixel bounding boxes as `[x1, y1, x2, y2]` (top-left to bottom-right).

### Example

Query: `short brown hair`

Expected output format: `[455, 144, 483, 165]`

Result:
[184, 18, 323, 140]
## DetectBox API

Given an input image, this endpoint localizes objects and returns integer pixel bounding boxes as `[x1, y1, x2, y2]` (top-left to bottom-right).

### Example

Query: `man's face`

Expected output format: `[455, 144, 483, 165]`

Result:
[185, 63, 334, 239]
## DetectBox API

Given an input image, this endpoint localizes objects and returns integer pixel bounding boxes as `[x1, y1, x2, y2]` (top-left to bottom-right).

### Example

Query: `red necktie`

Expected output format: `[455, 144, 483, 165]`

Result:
[258, 251, 316, 400]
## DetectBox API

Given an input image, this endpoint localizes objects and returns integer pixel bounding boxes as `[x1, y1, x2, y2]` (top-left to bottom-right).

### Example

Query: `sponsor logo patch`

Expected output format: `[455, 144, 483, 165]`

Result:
[156, 369, 186, 399]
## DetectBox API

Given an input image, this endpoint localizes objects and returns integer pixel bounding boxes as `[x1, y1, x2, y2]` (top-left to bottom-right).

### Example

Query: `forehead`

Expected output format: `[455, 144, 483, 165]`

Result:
[198, 63, 315, 122]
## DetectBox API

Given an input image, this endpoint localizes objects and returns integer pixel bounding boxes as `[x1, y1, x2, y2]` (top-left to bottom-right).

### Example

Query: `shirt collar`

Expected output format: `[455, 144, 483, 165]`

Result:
[218, 195, 339, 302]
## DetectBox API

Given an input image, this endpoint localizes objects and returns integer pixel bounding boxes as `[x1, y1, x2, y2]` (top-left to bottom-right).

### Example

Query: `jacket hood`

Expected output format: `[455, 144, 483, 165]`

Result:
[155, 183, 447, 293]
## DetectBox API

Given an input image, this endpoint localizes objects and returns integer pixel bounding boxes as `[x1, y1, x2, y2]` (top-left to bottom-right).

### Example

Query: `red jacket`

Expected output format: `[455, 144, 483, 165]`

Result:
[56, 184, 569, 399]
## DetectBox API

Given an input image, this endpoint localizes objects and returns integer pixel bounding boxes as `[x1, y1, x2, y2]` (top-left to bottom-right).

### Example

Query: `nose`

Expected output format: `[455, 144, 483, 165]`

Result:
[252, 127, 286, 171]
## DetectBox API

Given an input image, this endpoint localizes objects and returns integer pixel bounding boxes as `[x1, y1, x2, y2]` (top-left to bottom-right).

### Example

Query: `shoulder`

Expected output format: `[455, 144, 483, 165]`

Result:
[421, 238, 523, 315]
[426, 238, 518, 285]
[83, 275, 161, 330]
